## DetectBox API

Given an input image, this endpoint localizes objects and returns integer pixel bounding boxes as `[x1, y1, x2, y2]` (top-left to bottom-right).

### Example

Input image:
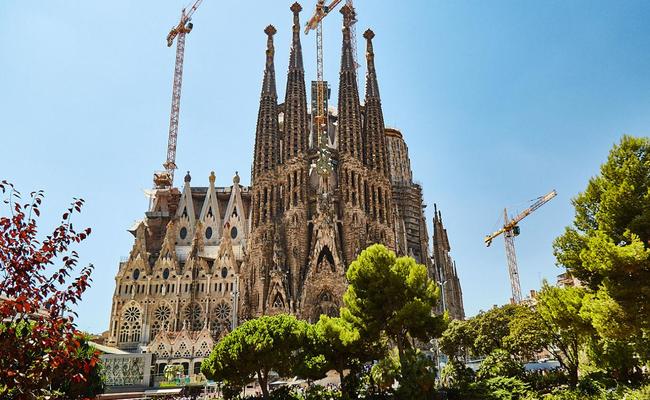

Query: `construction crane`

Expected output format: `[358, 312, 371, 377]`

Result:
[484, 190, 557, 303]
[154, 0, 204, 189]
[305, 0, 358, 152]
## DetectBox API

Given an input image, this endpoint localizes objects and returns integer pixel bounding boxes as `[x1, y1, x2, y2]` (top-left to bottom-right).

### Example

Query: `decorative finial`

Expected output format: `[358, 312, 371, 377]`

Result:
[290, 2, 302, 14]
[233, 171, 240, 185]
[184, 171, 191, 183]
[209, 171, 216, 185]
[264, 25, 277, 37]
[363, 29, 375, 40]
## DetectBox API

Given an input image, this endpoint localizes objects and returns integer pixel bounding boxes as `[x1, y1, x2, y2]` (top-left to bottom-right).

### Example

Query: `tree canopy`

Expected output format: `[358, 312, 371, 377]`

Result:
[0, 182, 101, 399]
[201, 314, 309, 399]
[553, 135, 650, 344]
[342, 244, 447, 362]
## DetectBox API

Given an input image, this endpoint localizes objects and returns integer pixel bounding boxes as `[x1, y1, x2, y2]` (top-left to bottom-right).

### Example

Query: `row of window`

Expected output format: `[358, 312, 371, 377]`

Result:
[119, 280, 234, 296]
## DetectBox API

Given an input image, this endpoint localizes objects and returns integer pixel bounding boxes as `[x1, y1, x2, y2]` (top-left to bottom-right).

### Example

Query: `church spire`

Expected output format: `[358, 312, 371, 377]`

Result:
[337, 5, 363, 161]
[283, 3, 308, 161]
[252, 25, 280, 182]
[362, 29, 389, 176]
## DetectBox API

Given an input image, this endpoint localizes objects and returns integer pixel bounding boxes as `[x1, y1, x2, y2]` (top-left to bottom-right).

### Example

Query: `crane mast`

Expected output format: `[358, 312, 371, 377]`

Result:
[154, 0, 204, 189]
[305, 0, 357, 154]
[485, 190, 557, 303]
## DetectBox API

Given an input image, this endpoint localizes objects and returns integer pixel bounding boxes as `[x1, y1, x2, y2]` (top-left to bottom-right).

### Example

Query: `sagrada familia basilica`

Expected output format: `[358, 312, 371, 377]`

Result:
[106, 3, 464, 376]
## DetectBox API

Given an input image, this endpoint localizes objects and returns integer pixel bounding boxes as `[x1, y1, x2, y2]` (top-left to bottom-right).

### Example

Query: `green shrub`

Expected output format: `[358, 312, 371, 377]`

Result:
[304, 384, 341, 400]
[523, 369, 568, 393]
[478, 376, 531, 400]
[626, 384, 650, 400]
[269, 386, 300, 400]
[440, 359, 475, 390]
[477, 349, 525, 380]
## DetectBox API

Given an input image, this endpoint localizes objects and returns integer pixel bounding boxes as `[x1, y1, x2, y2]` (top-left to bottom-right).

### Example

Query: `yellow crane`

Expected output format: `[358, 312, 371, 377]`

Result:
[485, 190, 557, 303]
[305, 0, 357, 156]
[154, 0, 204, 189]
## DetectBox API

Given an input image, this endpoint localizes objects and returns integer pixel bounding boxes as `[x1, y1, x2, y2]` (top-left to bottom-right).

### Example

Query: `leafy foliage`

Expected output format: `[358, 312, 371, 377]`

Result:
[0, 181, 100, 399]
[535, 283, 594, 387]
[439, 319, 475, 361]
[553, 135, 650, 352]
[440, 359, 475, 390]
[201, 314, 310, 399]
[476, 349, 524, 380]
[476, 376, 531, 400]
[343, 244, 446, 360]
[471, 304, 520, 357]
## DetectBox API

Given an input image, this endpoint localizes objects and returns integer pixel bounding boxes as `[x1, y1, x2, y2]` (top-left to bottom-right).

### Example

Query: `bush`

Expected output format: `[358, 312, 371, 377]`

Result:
[440, 359, 475, 390]
[626, 384, 650, 400]
[477, 349, 525, 380]
[394, 350, 437, 400]
[304, 384, 341, 400]
[269, 386, 299, 400]
[522, 369, 568, 393]
[477, 376, 531, 400]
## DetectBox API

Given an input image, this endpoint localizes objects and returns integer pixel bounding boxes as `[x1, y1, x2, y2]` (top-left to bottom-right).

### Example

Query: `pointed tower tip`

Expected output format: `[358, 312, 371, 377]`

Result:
[209, 171, 216, 185]
[290, 2, 302, 13]
[264, 25, 277, 36]
[363, 29, 375, 40]
[340, 4, 348, 13]
[184, 171, 191, 183]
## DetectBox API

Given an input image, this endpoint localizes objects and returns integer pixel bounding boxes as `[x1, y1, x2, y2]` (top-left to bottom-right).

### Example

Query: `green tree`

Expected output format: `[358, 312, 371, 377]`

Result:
[535, 283, 594, 387]
[476, 349, 524, 380]
[504, 305, 548, 361]
[471, 304, 521, 357]
[553, 135, 650, 351]
[201, 314, 309, 399]
[343, 244, 447, 364]
[439, 319, 476, 361]
[314, 315, 377, 395]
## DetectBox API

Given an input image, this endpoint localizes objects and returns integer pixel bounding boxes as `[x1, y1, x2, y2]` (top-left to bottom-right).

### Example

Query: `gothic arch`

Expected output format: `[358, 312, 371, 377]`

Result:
[118, 301, 142, 344]
[183, 302, 204, 331]
[316, 246, 335, 273]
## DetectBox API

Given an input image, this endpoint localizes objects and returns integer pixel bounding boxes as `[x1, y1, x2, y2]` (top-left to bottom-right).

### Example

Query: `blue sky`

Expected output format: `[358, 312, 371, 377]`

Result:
[1, 0, 649, 334]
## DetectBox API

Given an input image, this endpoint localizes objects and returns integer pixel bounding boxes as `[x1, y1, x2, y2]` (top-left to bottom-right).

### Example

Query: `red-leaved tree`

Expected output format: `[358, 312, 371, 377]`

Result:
[0, 180, 101, 399]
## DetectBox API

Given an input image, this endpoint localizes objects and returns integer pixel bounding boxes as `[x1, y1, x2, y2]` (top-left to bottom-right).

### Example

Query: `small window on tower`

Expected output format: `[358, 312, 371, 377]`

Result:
[133, 269, 140, 280]
[205, 227, 213, 240]
[221, 267, 228, 279]
[179, 227, 188, 240]
[230, 226, 238, 239]
[163, 268, 170, 280]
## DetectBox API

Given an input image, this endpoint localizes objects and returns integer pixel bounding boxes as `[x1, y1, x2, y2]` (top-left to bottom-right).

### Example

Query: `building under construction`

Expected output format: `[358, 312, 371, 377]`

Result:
[106, 2, 464, 375]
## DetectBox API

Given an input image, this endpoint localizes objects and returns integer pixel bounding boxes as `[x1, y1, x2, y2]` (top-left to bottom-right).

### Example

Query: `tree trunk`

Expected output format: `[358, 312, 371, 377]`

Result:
[257, 370, 269, 399]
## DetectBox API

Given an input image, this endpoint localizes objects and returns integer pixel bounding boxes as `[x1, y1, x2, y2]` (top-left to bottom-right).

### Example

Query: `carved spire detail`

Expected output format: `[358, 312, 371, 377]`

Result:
[337, 5, 363, 160]
[362, 29, 389, 176]
[284, 3, 309, 161]
[252, 25, 280, 181]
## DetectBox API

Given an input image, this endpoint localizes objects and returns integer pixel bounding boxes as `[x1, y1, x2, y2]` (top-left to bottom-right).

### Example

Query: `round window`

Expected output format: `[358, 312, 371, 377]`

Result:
[132, 269, 140, 280]
[221, 267, 228, 279]
[230, 226, 238, 239]
[179, 227, 188, 240]
[205, 226, 213, 240]
[163, 268, 170, 280]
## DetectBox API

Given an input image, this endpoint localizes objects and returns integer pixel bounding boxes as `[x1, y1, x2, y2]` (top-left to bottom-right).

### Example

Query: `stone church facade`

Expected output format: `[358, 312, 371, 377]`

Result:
[106, 3, 464, 374]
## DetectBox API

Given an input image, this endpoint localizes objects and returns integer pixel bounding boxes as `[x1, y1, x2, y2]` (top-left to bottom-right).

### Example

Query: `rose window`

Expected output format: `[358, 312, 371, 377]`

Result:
[184, 303, 203, 331]
[214, 302, 231, 321]
[154, 305, 171, 321]
[123, 306, 141, 322]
